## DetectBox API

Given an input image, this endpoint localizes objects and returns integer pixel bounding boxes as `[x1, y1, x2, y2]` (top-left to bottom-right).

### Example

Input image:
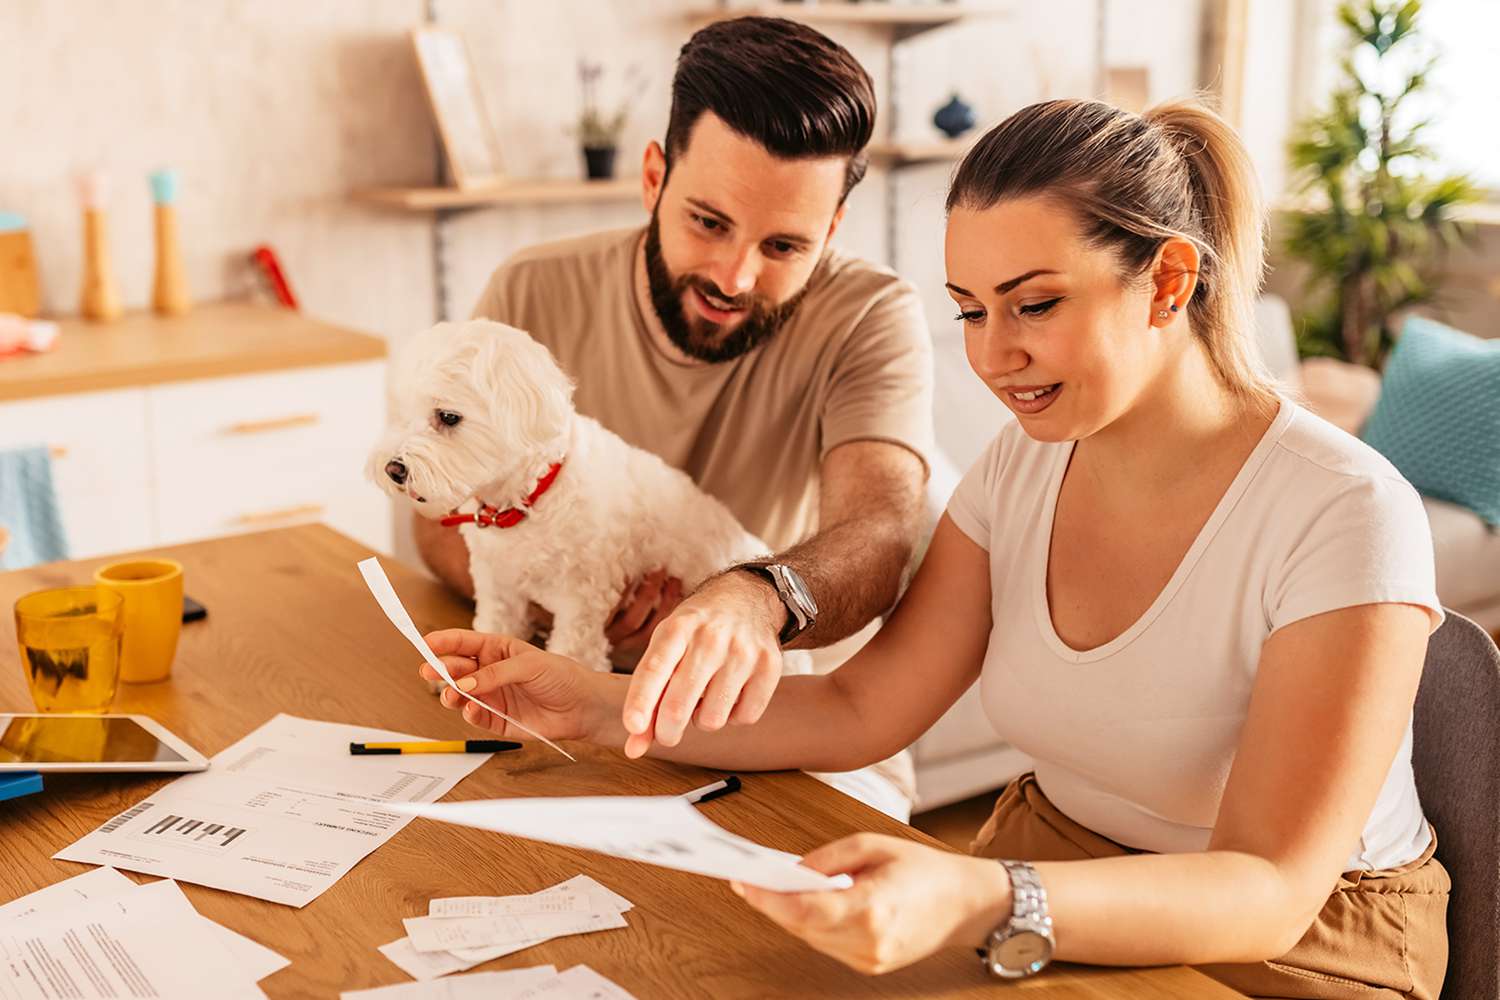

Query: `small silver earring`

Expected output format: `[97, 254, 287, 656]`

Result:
[1157, 309, 1170, 319]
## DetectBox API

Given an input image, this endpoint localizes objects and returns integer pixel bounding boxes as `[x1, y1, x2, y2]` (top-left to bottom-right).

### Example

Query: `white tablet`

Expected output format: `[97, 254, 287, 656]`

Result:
[0, 714, 209, 773]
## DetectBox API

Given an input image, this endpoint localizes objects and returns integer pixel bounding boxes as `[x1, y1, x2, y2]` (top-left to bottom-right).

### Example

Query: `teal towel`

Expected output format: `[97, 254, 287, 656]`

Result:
[0, 445, 70, 569]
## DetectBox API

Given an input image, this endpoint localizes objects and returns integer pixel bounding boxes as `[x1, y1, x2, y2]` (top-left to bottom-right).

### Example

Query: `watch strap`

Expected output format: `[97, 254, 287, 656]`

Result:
[734, 562, 810, 645]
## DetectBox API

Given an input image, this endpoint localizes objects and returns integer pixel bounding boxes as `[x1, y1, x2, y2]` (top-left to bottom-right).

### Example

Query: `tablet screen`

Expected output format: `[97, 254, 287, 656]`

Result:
[0, 716, 189, 764]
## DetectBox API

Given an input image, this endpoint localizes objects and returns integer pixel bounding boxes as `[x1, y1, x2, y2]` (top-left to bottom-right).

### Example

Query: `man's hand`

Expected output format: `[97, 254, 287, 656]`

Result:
[619, 569, 786, 758]
[605, 569, 685, 660]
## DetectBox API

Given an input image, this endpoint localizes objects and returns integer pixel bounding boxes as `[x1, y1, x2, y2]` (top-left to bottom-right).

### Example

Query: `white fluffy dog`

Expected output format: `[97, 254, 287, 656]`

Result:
[369, 319, 807, 675]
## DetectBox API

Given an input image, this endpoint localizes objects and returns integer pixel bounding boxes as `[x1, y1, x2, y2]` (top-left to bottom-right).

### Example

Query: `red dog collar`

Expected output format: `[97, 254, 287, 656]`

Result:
[441, 462, 563, 529]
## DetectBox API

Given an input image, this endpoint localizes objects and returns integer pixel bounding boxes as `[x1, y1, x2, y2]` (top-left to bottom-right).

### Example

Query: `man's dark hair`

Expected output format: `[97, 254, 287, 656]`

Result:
[664, 16, 876, 202]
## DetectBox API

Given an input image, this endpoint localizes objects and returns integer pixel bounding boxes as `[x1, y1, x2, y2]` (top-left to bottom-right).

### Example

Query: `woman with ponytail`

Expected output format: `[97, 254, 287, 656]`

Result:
[418, 98, 1448, 997]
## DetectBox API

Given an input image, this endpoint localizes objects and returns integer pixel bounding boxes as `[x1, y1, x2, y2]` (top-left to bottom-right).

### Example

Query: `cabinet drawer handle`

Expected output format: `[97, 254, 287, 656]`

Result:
[224, 413, 320, 436]
[49, 445, 68, 460]
[231, 503, 325, 526]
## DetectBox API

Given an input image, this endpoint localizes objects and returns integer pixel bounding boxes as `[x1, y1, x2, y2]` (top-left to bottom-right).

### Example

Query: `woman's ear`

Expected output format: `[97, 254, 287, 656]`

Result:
[1150, 237, 1201, 322]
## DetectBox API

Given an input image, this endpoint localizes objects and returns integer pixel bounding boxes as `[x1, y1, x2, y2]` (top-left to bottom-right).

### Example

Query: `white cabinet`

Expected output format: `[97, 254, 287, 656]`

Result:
[0, 361, 391, 560]
[0, 388, 155, 558]
[148, 361, 389, 551]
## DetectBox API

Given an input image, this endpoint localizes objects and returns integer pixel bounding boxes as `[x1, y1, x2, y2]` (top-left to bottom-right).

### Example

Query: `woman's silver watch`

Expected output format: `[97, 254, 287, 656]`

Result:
[981, 860, 1055, 979]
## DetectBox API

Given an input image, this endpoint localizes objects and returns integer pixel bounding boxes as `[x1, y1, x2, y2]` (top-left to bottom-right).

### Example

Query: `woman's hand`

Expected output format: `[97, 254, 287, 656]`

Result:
[732, 834, 1013, 975]
[419, 629, 612, 743]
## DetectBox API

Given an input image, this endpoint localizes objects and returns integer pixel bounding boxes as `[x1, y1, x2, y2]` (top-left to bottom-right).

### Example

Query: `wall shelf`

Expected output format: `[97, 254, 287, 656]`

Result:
[693, 4, 985, 41]
[867, 138, 971, 167]
[352, 177, 640, 212]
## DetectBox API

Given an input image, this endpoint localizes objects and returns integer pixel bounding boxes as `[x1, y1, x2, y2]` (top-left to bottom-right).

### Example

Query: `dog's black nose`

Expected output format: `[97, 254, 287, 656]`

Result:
[385, 460, 408, 486]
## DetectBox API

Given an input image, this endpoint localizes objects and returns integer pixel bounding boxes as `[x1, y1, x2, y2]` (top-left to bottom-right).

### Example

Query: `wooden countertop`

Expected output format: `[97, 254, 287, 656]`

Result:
[0, 526, 1245, 998]
[0, 301, 386, 403]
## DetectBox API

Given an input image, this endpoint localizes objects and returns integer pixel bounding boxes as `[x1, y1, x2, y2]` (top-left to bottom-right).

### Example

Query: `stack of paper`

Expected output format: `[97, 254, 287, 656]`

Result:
[0, 868, 288, 999]
[379, 875, 632, 982]
[344, 964, 639, 999]
[54, 714, 495, 907]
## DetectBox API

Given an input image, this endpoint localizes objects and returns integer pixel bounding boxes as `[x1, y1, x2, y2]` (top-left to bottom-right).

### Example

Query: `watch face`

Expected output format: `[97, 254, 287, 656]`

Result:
[995, 931, 1052, 975]
[781, 566, 817, 616]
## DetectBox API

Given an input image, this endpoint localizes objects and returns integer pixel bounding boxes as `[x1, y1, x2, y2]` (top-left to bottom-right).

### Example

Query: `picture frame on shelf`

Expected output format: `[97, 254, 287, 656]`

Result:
[410, 27, 504, 189]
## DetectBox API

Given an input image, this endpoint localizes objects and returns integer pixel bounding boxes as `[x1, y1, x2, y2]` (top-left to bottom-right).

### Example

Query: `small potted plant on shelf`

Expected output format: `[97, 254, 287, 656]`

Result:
[575, 60, 636, 180]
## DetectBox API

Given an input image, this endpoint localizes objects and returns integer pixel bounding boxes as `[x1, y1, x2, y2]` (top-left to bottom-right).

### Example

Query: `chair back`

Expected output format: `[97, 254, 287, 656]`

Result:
[1412, 612, 1500, 999]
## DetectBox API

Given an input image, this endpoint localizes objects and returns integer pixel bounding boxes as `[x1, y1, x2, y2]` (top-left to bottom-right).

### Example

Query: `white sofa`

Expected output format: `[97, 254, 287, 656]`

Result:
[909, 296, 1500, 813]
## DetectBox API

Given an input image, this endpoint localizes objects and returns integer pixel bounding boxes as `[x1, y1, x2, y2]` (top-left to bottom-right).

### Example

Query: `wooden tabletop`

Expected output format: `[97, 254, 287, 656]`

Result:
[0, 526, 1245, 998]
[0, 301, 385, 402]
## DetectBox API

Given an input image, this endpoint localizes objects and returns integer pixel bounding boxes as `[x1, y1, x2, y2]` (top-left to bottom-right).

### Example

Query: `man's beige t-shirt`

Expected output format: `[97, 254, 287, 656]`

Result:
[470, 226, 933, 551]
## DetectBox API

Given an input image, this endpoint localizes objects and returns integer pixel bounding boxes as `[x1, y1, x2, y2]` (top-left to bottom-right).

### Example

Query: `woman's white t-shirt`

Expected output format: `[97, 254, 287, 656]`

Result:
[946, 400, 1443, 872]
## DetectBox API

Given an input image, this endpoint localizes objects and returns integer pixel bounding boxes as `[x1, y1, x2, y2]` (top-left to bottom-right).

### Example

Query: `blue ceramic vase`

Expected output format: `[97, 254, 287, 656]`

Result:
[933, 93, 976, 139]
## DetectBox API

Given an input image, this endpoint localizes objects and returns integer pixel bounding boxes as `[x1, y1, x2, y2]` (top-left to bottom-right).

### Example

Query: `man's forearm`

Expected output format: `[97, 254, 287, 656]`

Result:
[413, 512, 476, 599]
[772, 507, 918, 649]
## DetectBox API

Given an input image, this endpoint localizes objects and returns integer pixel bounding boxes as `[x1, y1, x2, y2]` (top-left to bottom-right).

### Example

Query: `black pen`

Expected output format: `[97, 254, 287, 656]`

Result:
[680, 775, 742, 804]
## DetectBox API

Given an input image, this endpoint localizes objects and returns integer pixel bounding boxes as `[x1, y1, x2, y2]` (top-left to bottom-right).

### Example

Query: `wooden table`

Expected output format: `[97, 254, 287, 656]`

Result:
[0, 526, 1245, 998]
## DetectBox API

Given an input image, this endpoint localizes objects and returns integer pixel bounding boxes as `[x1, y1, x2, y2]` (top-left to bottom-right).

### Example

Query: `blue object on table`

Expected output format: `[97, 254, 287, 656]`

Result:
[1362, 315, 1500, 527]
[0, 444, 70, 569]
[0, 772, 43, 802]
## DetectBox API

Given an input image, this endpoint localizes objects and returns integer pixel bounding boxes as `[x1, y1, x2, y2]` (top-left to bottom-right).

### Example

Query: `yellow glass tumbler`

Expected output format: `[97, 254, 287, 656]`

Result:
[94, 558, 183, 683]
[14, 586, 124, 712]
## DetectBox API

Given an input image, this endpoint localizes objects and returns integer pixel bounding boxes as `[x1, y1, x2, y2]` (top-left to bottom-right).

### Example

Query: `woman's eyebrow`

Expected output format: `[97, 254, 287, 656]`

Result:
[945, 269, 1061, 298]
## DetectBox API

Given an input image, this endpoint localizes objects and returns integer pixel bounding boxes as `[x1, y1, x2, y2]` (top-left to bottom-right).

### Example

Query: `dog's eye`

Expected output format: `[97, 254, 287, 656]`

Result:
[435, 409, 463, 428]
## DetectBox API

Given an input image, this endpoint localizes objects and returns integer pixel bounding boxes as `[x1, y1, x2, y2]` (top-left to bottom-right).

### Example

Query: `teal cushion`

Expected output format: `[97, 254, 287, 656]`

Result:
[1362, 316, 1500, 526]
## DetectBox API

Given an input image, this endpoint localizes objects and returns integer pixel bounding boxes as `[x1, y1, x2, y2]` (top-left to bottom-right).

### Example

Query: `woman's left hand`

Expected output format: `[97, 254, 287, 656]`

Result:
[732, 834, 1012, 975]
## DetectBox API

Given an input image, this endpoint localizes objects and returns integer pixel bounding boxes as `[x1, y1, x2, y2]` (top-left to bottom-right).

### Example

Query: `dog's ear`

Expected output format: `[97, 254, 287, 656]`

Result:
[466, 323, 576, 453]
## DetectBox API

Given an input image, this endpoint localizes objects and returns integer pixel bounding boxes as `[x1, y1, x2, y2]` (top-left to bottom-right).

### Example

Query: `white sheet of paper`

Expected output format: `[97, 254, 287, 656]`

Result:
[428, 890, 589, 918]
[511, 965, 641, 1000]
[0, 877, 266, 999]
[378, 876, 633, 980]
[55, 714, 492, 907]
[0, 869, 289, 983]
[405, 909, 627, 953]
[340, 966, 556, 1000]
[357, 557, 575, 761]
[390, 796, 852, 893]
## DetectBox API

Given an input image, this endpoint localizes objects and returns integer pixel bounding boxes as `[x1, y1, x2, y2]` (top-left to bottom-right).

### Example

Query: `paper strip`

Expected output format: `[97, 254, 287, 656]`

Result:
[428, 890, 589, 918]
[357, 557, 575, 761]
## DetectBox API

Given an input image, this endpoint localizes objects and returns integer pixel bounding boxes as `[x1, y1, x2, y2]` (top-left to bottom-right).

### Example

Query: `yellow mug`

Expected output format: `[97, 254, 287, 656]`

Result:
[94, 558, 183, 683]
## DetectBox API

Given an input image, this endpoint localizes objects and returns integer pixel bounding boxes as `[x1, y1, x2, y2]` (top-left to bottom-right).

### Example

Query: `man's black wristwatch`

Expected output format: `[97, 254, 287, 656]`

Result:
[733, 561, 818, 646]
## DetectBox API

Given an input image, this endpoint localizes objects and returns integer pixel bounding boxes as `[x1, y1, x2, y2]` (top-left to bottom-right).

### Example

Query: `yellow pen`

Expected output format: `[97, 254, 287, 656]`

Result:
[348, 739, 522, 755]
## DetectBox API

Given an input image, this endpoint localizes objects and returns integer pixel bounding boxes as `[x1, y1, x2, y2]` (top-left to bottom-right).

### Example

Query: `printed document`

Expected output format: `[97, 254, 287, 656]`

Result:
[54, 714, 492, 907]
[0, 876, 269, 999]
[391, 795, 852, 892]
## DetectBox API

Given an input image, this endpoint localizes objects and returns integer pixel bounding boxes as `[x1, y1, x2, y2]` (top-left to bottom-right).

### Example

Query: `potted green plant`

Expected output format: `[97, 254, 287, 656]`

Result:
[1282, 0, 1478, 367]
[575, 60, 634, 180]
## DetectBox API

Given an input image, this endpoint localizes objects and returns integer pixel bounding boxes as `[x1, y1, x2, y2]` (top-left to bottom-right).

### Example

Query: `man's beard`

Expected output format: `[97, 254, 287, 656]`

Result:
[643, 212, 808, 364]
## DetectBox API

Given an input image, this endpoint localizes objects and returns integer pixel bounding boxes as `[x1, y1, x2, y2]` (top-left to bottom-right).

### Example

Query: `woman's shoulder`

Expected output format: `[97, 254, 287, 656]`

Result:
[1262, 403, 1426, 519]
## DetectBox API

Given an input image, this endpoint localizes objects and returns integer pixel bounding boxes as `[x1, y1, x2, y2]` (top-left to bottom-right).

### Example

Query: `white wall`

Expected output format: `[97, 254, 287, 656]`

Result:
[0, 0, 436, 341]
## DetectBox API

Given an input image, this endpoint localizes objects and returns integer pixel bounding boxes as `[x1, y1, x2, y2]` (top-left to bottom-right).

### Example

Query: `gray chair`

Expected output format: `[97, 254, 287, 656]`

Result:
[1412, 611, 1500, 999]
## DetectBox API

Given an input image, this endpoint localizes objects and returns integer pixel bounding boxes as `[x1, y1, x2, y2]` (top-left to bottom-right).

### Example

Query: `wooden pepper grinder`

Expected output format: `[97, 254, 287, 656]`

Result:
[77, 171, 122, 322]
[149, 168, 191, 316]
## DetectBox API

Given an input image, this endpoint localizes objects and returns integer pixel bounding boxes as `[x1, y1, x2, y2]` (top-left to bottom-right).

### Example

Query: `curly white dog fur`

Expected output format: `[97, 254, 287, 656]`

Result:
[369, 319, 808, 674]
